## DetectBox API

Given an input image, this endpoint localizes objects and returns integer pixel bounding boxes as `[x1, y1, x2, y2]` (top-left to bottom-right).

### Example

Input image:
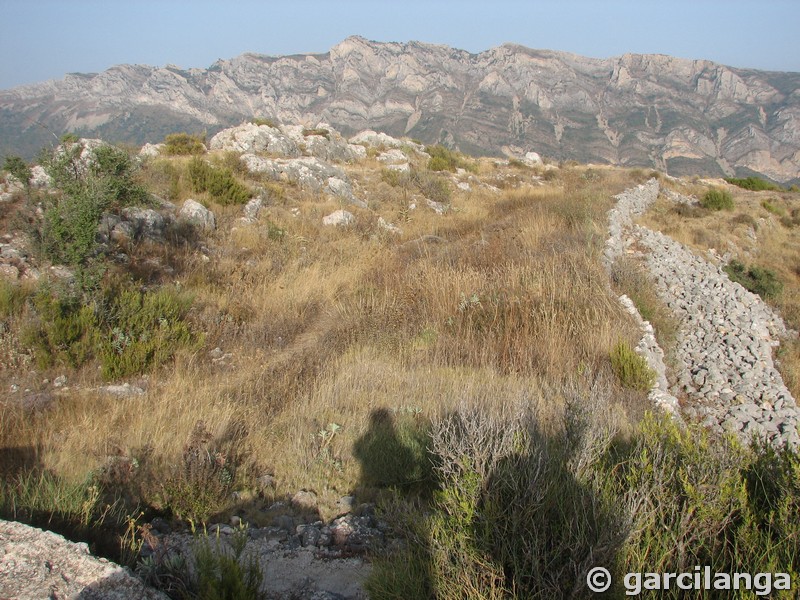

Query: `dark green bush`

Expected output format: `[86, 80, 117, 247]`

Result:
[700, 188, 735, 211]
[37, 141, 148, 269]
[22, 287, 98, 369]
[188, 157, 251, 205]
[163, 133, 206, 156]
[3, 155, 31, 186]
[250, 117, 278, 128]
[724, 260, 784, 299]
[725, 176, 782, 192]
[0, 280, 31, 318]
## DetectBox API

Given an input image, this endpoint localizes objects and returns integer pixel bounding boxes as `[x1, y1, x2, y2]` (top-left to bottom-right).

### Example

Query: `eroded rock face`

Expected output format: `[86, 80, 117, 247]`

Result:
[0, 519, 166, 600]
[3, 37, 798, 181]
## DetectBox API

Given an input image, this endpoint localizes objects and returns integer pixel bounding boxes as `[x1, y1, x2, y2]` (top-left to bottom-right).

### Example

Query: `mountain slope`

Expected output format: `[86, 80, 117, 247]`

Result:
[2, 36, 799, 181]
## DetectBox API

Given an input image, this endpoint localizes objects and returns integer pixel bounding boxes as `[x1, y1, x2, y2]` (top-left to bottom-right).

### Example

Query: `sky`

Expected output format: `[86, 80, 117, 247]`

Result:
[1, 0, 799, 90]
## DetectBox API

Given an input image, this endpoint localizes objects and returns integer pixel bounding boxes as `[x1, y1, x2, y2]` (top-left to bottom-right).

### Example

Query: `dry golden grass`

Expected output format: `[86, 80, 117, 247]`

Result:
[0, 155, 649, 520]
[639, 182, 800, 398]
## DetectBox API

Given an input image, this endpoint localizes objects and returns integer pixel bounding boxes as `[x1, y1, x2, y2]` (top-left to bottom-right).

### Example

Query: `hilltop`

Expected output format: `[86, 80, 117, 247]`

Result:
[2, 37, 800, 183]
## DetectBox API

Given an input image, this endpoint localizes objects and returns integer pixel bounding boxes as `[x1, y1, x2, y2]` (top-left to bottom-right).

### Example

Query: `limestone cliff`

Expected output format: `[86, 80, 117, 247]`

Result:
[2, 37, 798, 181]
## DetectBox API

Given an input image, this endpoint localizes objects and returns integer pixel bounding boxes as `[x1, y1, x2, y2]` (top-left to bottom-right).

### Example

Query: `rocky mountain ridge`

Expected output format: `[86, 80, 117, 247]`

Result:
[2, 36, 799, 181]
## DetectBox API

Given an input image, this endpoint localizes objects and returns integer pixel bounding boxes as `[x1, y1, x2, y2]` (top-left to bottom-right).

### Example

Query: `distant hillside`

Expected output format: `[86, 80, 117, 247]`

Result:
[2, 36, 799, 181]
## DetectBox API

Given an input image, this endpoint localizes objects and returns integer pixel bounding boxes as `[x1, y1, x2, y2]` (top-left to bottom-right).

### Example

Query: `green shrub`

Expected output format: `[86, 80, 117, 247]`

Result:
[22, 287, 99, 369]
[761, 198, 787, 217]
[0, 280, 30, 318]
[610, 341, 655, 391]
[163, 133, 206, 156]
[725, 176, 782, 192]
[700, 188, 735, 211]
[724, 259, 783, 300]
[369, 404, 800, 599]
[426, 144, 476, 173]
[36, 142, 148, 269]
[22, 282, 198, 377]
[613, 415, 800, 599]
[3, 155, 31, 186]
[188, 157, 251, 205]
[192, 531, 263, 600]
[97, 285, 199, 379]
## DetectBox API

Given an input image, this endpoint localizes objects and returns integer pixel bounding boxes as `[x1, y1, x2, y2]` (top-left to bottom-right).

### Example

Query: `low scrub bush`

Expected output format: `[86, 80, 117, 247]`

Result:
[163, 133, 206, 156]
[426, 144, 476, 173]
[700, 188, 735, 211]
[36, 141, 148, 269]
[251, 117, 278, 128]
[138, 527, 263, 599]
[610, 341, 655, 391]
[725, 176, 782, 192]
[381, 167, 452, 204]
[368, 403, 800, 599]
[22, 281, 199, 377]
[159, 421, 238, 526]
[761, 198, 787, 217]
[188, 157, 251, 205]
[3, 155, 31, 187]
[724, 259, 784, 300]
[0, 280, 31, 318]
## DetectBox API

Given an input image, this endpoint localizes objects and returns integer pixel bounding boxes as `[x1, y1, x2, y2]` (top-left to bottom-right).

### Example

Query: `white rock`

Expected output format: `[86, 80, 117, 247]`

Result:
[139, 143, 164, 158]
[323, 210, 355, 227]
[523, 151, 543, 166]
[377, 217, 401, 234]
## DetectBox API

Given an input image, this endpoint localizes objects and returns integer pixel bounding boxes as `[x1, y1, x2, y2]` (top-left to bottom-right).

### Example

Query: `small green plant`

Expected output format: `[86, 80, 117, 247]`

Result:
[700, 188, 735, 211]
[610, 340, 656, 391]
[163, 132, 206, 156]
[724, 260, 784, 300]
[0, 280, 30, 318]
[188, 157, 251, 205]
[192, 528, 263, 600]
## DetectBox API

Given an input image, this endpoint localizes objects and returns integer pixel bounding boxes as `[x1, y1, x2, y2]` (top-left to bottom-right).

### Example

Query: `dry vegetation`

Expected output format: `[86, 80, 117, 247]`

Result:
[0, 155, 645, 517]
[2, 144, 800, 597]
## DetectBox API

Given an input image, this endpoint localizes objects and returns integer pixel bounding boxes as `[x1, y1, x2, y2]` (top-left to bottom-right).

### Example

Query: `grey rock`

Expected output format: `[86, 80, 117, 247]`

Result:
[179, 199, 216, 232]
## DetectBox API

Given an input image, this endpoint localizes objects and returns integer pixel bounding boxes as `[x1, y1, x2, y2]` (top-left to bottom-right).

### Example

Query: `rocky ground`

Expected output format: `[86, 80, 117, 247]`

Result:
[606, 179, 800, 448]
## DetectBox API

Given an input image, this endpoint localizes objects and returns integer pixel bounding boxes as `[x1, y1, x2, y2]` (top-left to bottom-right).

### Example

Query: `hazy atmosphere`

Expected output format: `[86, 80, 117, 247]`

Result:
[2, 0, 799, 89]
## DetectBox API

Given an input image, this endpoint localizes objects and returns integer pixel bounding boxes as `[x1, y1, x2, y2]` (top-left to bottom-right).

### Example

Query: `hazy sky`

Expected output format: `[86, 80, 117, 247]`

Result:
[2, 0, 799, 90]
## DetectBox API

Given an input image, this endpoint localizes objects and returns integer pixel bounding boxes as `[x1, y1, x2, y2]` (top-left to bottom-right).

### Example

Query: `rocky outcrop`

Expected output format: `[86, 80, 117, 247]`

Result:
[2, 38, 798, 182]
[0, 519, 166, 599]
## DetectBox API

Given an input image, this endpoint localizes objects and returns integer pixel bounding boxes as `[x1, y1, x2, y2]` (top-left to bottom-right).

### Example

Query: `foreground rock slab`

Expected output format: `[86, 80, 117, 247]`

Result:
[0, 519, 166, 600]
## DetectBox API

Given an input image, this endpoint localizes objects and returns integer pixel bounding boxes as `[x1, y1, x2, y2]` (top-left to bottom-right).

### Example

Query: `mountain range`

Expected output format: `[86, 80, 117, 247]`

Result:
[2, 36, 799, 182]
